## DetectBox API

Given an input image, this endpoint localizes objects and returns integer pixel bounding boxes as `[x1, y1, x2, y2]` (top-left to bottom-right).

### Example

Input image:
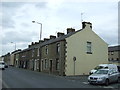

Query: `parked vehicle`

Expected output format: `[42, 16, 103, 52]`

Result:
[117, 66, 120, 72]
[0, 61, 5, 70]
[88, 69, 120, 86]
[5, 63, 8, 68]
[89, 64, 118, 75]
[117, 65, 120, 79]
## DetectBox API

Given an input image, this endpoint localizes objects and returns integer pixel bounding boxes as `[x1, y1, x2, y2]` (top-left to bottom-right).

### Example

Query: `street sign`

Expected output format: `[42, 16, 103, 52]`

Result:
[73, 56, 76, 61]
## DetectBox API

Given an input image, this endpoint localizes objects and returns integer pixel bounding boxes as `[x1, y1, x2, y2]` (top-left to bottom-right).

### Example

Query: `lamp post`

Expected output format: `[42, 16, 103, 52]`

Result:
[32, 21, 42, 40]
[32, 21, 42, 72]
[11, 42, 16, 51]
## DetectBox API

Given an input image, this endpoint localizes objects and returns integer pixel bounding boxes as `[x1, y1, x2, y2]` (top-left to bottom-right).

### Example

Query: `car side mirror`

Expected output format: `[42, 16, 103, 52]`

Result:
[108, 72, 112, 75]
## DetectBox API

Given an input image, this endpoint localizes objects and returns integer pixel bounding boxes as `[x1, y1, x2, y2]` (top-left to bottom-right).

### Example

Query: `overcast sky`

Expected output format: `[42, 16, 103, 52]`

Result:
[0, 0, 119, 56]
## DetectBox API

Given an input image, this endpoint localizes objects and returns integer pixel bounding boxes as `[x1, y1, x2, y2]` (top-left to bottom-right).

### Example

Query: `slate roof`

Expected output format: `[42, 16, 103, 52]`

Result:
[40, 29, 82, 47]
[108, 45, 120, 51]
[19, 29, 82, 53]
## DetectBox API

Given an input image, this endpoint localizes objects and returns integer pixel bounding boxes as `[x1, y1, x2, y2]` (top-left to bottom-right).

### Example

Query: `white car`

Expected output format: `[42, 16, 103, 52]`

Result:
[90, 64, 118, 75]
[0, 61, 5, 70]
[88, 69, 120, 86]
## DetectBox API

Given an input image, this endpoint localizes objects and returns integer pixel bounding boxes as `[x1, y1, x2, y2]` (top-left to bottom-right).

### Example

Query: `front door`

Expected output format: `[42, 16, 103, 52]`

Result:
[34, 60, 37, 71]
[50, 60, 53, 73]
[41, 60, 43, 71]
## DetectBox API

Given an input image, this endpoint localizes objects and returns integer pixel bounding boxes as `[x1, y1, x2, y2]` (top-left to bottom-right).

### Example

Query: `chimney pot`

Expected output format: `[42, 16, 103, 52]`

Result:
[67, 28, 75, 34]
[50, 35, 56, 39]
[39, 40, 44, 43]
[31, 42, 34, 45]
[28, 45, 31, 48]
[82, 22, 92, 29]
[44, 38, 49, 41]
[57, 32, 64, 37]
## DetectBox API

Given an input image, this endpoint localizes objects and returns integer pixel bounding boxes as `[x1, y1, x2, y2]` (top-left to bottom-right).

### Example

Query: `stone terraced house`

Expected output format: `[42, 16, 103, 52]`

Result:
[2, 21, 108, 76]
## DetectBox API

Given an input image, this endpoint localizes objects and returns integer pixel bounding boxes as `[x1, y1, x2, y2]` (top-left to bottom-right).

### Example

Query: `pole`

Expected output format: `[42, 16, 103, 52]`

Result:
[74, 60, 75, 75]
[32, 21, 42, 41]
[15, 43, 16, 51]
[11, 42, 16, 51]
[73, 56, 76, 76]
[40, 23, 42, 40]
[39, 23, 42, 72]
[32, 21, 42, 72]
[81, 13, 83, 22]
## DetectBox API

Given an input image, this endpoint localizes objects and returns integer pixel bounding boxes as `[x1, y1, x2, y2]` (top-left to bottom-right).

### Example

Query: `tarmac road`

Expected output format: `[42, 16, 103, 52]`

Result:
[1, 67, 120, 89]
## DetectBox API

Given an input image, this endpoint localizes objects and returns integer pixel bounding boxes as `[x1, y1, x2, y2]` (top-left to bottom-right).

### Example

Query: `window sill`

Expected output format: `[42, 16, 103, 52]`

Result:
[86, 52, 92, 54]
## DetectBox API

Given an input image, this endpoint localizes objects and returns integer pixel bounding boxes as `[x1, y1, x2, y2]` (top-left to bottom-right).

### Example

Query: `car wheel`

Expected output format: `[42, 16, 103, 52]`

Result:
[117, 77, 120, 83]
[105, 79, 109, 86]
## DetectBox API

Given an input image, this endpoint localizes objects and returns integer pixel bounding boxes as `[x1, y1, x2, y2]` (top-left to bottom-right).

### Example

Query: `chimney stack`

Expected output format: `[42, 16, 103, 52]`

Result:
[50, 35, 56, 39]
[31, 42, 34, 45]
[28, 45, 31, 48]
[82, 22, 92, 29]
[57, 32, 64, 37]
[67, 28, 75, 34]
[44, 38, 49, 42]
[39, 40, 44, 43]
[35, 42, 39, 44]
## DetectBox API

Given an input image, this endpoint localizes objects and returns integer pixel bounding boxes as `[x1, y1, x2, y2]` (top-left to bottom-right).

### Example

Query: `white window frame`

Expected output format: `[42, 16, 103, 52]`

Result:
[45, 45, 48, 55]
[56, 58, 60, 70]
[56, 43, 60, 54]
[86, 42, 92, 54]
[37, 48, 40, 56]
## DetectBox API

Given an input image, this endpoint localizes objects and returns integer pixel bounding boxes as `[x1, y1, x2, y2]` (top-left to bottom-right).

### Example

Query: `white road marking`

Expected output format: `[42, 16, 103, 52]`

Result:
[83, 82, 89, 84]
[103, 86, 114, 88]
[0, 79, 9, 88]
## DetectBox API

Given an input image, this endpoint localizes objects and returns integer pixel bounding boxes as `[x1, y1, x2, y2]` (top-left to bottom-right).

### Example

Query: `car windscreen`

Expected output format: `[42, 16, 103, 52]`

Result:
[94, 66, 104, 70]
[95, 70, 108, 74]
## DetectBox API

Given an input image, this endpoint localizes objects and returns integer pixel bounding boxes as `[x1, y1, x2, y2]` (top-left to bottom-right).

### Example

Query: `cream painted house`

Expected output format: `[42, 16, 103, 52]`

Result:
[65, 22, 108, 76]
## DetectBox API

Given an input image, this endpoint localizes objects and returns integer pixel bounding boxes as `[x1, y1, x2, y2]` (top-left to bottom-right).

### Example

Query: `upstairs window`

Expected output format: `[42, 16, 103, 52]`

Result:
[37, 48, 39, 56]
[32, 50, 34, 57]
[56, 43, 60, 54]
[86, 42, 92, 54]
[111, 51, 114, 55]
[45, 45, 48, 55]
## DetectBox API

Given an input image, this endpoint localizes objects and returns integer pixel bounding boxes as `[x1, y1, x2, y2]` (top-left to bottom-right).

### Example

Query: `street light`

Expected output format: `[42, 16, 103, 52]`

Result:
[11, 42, 16, 51]
[32, 21, 42, 40]
[32, 21, 42, 72]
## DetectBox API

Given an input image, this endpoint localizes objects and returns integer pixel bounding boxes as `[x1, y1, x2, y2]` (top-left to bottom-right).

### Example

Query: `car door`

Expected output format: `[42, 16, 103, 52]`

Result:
[109, 70, 118, 83]
[112, 71, 119, 82]
[108, 70, 115, 83]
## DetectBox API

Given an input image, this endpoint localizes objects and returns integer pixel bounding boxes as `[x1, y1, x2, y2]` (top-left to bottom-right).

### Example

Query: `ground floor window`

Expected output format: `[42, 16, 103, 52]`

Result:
[44, 59, 48, 69]
[56, 58, 60, 70]
[36, 59, 39, 70]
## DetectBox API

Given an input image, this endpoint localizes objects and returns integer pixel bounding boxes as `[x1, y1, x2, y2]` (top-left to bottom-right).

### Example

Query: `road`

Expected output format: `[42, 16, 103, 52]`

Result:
[1, 67, 120, 89]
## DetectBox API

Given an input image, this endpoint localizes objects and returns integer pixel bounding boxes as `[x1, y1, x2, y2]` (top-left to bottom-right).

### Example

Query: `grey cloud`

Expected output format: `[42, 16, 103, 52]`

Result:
[21, 23, 30, 27]
[2, 2, 25, 8]
[1, 2, 25, 29]
[2, 16, 15, 29]
[35, 2, 48, 9]
[103, 35, 118, 46]
[2, 30, 34, 45]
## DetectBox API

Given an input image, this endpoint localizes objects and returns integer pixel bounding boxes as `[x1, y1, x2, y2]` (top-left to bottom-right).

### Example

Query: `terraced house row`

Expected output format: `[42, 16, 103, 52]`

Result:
[2, 22, 109, 76]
